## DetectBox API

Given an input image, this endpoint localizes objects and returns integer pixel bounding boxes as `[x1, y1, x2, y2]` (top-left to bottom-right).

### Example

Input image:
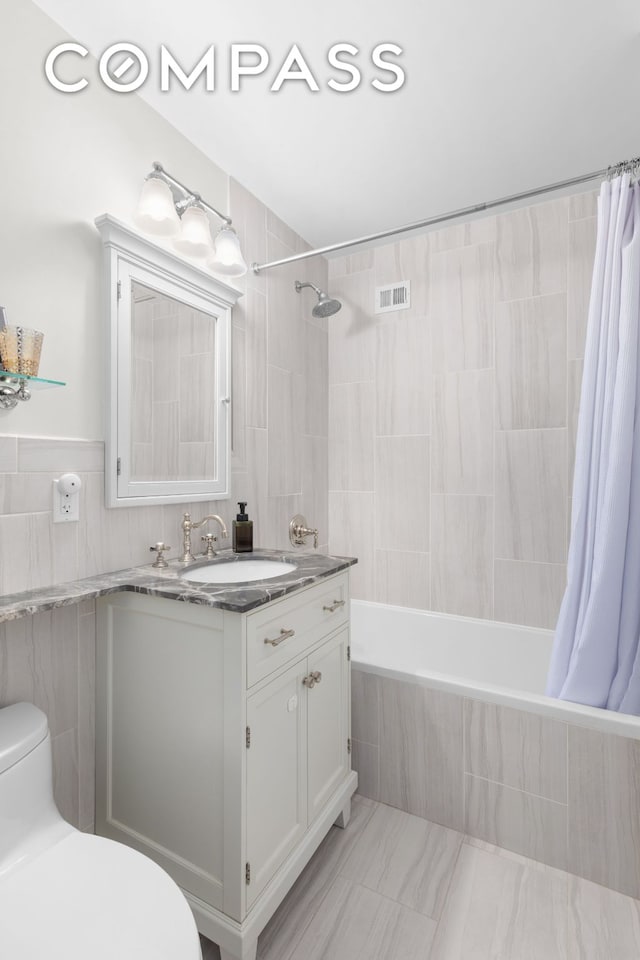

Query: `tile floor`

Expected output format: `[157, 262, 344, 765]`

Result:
[200, 796, 640, 960]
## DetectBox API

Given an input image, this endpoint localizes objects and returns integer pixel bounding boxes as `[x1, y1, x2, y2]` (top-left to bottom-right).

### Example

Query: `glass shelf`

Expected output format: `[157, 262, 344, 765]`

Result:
[0, 372, 66, 388]
[0, 371, 66, 410]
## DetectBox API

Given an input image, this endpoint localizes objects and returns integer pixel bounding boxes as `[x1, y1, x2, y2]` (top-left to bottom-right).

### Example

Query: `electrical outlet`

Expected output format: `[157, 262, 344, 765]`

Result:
[53, 473, 82, 523]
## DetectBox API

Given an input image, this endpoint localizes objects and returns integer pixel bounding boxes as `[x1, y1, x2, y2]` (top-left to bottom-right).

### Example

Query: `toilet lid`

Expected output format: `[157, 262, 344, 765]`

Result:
[0, 832, 202, 960]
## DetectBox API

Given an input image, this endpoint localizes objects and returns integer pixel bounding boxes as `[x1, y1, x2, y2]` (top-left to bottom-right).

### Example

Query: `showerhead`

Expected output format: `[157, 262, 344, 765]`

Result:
[294, 280, 342, 319]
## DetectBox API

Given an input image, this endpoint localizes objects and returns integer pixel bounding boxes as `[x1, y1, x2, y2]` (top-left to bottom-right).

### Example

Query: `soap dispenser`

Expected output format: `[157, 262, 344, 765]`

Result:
[233, 502, 253, 553]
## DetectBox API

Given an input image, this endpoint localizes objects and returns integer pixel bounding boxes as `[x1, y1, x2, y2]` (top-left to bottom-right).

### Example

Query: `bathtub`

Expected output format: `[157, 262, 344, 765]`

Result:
[349, 599, 640, 898]
[350, 599, 640, 739]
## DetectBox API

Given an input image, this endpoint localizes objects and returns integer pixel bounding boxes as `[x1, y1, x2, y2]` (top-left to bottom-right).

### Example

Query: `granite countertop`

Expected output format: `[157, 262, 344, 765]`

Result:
[0, 549, 357, 624]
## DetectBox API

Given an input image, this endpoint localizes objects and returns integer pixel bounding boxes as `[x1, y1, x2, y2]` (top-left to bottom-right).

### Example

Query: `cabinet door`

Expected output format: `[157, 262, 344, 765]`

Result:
[307, 629, 350, 823]
[245, 660, 307, 909]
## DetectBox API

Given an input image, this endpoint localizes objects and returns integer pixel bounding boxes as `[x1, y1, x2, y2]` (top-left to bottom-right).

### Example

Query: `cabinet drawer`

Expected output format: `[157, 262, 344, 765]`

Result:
[246, 572, 349, 687]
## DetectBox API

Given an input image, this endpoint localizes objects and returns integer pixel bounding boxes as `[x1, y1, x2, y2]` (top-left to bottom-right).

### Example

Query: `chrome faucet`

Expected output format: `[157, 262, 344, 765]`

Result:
[181, 513, 228, 563]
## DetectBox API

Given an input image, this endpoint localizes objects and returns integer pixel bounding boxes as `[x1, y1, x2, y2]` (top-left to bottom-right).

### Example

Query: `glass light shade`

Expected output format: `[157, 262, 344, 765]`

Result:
[209, 226, 248, 277]
[134, 176, 180, 237]
[172, 204, 214, 257]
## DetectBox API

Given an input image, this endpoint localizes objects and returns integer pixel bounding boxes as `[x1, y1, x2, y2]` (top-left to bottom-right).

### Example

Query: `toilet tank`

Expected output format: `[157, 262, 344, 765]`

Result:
[0, 703, 70, 869]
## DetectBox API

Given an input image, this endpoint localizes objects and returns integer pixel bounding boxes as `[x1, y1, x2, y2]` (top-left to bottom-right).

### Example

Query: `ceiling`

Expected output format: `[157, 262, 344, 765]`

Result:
[33, 0, 640, 248]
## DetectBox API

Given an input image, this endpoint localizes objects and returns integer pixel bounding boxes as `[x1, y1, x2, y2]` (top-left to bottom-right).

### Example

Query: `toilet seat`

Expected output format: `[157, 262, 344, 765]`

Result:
[0, 830, 202, 959]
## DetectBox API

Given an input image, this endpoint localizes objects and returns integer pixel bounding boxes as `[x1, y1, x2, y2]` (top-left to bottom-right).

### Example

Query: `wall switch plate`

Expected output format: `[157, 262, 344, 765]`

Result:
[53, 473, 82, 523]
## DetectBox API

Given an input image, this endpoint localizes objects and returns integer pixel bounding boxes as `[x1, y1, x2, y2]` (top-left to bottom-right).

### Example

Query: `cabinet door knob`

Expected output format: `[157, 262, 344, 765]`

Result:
[303, 671, 322, 688]
[323, 600, 345, 613]
[264, 628, 295, 647]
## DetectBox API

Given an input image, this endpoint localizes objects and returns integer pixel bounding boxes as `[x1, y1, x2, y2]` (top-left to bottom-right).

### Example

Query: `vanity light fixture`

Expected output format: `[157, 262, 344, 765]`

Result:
[134, 162, 248, 277]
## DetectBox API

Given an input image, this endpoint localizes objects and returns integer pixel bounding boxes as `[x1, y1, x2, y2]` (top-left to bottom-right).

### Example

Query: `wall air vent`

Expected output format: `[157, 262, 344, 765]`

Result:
[375, 281, 411, 315]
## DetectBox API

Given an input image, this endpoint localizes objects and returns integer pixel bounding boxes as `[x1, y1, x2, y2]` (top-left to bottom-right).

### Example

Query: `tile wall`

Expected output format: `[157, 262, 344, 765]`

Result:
[0, 180, 329, 829]
[352, 667, 640, 899]
[327, 190, 598, 629]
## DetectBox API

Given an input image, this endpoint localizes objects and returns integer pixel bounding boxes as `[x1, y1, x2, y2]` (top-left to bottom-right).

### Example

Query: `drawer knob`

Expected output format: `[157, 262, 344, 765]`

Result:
[264, 628, 295, 647]
[302, 671, 322, 689]
[323, 599, 345, 613]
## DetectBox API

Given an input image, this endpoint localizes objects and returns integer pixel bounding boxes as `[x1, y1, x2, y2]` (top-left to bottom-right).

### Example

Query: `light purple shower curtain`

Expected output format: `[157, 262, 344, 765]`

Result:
[547, 173, 640, 711]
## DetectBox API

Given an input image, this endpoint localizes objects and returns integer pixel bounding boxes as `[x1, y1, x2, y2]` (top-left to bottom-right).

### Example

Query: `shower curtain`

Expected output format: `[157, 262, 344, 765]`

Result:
[546, 172, 640, 712]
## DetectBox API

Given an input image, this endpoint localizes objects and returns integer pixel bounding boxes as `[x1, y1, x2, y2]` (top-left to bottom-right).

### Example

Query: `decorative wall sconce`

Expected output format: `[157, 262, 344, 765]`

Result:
[134, 162, 248, 278]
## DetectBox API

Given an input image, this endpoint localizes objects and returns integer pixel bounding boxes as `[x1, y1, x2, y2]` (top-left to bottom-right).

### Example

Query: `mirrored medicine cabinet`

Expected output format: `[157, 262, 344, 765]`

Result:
[96, 215, 243, 508]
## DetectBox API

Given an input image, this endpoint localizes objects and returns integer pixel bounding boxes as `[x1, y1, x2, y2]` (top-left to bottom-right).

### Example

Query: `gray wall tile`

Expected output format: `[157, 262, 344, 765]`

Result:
[374, 437, 429, 552]
[351, 740, 379, 802]
[379, 678, 464, 831]
[374, 549, 430, 609]
[432, 370, 494, 495]
[351, 669, 380, 745]
[328, 382, 374, 491]
[464, 699, 567, 802]
[494, 558, 566, 629]
[496, 198, 568, 301]
[431, 495, 493, 619]
[495, 293, 567, 429]
[568, 726, 640, 898]
[465, 774, 568, 870]
[495, 429, 567, 563]
[376, 313, 431, 436]
[431, 242, 495, 373]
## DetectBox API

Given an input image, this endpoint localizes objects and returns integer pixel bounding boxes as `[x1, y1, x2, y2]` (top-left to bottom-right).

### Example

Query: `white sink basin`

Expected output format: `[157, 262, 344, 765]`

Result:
[181, 559, 298, 585]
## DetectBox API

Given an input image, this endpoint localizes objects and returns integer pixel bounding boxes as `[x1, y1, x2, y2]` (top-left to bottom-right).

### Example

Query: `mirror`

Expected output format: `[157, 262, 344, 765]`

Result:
[96, 215, 242, 507]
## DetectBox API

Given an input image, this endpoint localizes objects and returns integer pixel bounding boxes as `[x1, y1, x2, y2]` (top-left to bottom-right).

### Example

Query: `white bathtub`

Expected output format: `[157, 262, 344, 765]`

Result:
[350, 599, 640, 740]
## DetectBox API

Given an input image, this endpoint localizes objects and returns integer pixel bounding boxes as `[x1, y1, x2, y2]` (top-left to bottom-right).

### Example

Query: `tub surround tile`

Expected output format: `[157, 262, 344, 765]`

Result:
[495, 429, 567, 564]
[375, 313, 431, 437]
[567, 217, 597, 360]
[464, 774, 568, 871]
[379, 678, 464, 831]
[430, 215, 496, 252]
[283, 876, 437, 960]
[301, 436, 328, 548]
[351, 669, 380, 745]
[494, 559, 566, 630]
[568, 726, 640, 899]
[464, 700, 568, 802]
[431, 495, 493, 619]
[429, 842, 568, 960]
[431, 242, 495, 373]
[328, 492, 374, 601]
[432, 370, 494, 495]
[374, 549, 430, 610]
[328, 271, 376, 385]
[351, 740, 380, 802]
[569, 190, 598, 221]
[568, 875, 640, 960]
[339, 802, 462, 920]
[304, 320, 328, 438]
[495, 198, 568, 302]
[328, 382, 375, 491]
[495, 293, 567, 430]
[374, 437, 430, 552]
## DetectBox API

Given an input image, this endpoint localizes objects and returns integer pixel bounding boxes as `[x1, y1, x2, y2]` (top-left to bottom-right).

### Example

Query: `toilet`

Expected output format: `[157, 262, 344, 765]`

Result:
[0, 701, 202, 959]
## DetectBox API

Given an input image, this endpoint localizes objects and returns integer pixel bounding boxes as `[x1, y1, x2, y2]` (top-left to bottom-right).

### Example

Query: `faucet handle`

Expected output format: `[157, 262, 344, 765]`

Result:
[289, 514, 319, 550]
[201, 533, 218, 559]
[150, 542, 171, 568]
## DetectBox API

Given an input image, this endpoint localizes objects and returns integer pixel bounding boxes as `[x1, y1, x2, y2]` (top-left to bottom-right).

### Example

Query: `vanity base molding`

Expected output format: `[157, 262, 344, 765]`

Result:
[188, 775, 356, 960]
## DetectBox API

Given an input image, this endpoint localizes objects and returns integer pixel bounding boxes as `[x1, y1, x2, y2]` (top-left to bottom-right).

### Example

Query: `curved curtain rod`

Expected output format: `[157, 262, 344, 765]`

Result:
[251, 155, 640, 274]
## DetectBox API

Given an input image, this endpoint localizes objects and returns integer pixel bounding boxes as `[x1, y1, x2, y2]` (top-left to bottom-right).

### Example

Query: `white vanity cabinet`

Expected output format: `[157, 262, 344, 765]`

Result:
[95, 570, 356, 960]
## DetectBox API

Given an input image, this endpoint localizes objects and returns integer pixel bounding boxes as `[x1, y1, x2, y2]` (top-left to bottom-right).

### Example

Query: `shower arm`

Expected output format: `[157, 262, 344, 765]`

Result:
[251, 155, 640, 275]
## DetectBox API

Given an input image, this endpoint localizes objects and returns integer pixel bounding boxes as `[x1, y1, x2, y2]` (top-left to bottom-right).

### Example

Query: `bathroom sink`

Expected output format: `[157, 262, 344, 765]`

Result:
[180, 559, 298, 585]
